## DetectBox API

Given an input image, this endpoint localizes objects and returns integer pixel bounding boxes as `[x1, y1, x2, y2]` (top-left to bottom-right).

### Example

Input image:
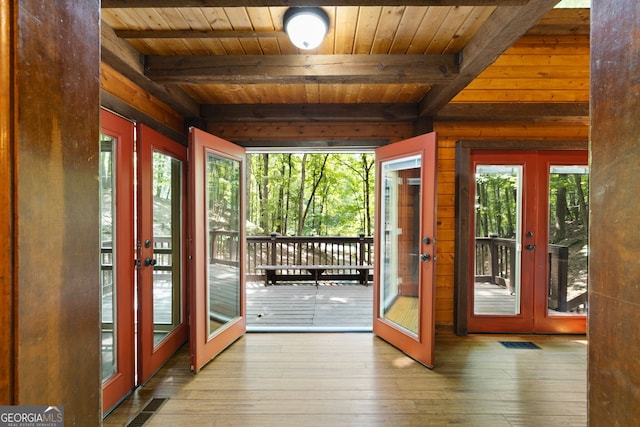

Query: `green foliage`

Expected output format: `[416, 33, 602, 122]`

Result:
[475, 172, 519, 238]
[248, 153, 375, 236]
[475, 169, 589, 242]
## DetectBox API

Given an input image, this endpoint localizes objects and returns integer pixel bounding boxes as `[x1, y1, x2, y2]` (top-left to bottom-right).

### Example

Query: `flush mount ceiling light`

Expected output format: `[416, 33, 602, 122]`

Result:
[283, 7, 329, 50]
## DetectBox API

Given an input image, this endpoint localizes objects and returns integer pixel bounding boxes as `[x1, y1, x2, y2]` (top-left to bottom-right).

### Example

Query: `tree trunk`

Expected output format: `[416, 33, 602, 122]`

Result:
[362, 154, 374, 236]
[300, 154, 329, 235]
[296, 153, 307, 236]
[274, 160, 286, 234]
[573, 174, 589, 229]
[492, 184, 503, 236]
[555, 186, 568, 241]
[260, 154, 269, 233]
[283, 154, 292, 235]
[477, 182, 490, 237]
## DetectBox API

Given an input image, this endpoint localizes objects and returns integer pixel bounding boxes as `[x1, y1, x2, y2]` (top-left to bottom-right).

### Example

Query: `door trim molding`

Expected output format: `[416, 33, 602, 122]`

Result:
[454, 139, 587, 335]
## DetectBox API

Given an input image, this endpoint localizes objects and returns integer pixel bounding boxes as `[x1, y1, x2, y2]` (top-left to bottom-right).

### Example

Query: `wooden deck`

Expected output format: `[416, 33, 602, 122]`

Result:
[104, 332, 587, 427]
[244, 281, 521, 330]
[246, 281, 372, 331]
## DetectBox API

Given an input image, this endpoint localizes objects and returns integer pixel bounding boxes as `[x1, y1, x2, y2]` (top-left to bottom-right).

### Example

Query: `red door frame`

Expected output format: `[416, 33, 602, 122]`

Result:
[467, 149, 587, 333]
[373, 132, 438, 368]
[136, 125, 189, 384]
[100, 109, 135, 414]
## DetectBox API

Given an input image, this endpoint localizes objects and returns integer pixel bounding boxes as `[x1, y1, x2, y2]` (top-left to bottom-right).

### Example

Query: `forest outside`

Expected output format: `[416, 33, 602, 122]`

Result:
[475, 166, 589, 310]
[247, 153, 375, 237]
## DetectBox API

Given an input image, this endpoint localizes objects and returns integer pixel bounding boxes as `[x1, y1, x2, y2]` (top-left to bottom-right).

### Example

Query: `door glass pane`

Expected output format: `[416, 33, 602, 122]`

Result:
[100, 135, 117, 381]
[206, 152, 241, 337]
[474, 165, 523, 315]
[379, 156, 421, 336]
[152, 151, 183, 346]
[547, 165, 589, 316]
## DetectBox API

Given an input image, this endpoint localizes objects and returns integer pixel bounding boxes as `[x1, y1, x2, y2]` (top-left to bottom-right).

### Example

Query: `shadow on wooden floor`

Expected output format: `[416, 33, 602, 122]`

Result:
[104, 331, 587, 427]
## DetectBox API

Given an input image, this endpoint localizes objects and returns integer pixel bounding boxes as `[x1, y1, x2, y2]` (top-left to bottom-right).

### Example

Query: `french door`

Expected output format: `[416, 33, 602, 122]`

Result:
[189, 128, 247, 373]
[468, 150, 588, 333]
[100, 109, 135, 414]
[136, 125, 189, 383]
[101, 111, 189, 413]
[373, 132, 438, 368]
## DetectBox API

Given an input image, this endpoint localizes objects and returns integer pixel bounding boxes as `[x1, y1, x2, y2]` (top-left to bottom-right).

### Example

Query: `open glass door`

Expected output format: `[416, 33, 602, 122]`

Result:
[189, 128, 246, 373]
[373, 132, 437, 368]
[137, 125, 189, 384]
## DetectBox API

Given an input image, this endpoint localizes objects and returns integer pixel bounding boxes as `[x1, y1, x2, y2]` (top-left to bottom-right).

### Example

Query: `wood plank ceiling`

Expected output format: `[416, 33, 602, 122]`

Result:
[100, 1, 585, 128]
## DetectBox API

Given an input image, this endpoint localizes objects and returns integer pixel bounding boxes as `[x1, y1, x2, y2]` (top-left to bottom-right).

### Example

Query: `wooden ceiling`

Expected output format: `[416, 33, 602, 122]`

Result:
[100, 1, 587, 126]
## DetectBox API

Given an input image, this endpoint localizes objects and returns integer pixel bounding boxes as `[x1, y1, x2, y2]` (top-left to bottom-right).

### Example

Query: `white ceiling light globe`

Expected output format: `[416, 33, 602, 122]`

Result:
[284, 8, 329, 50]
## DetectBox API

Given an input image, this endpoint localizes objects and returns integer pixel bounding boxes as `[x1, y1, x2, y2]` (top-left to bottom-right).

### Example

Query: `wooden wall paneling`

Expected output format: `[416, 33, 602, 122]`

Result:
[100, 62, 184, 133]
[0, 0, 15, 405]
[15, 0, 101, 424]
[589, 0, 640, 424]
[452, 34, 590, 105]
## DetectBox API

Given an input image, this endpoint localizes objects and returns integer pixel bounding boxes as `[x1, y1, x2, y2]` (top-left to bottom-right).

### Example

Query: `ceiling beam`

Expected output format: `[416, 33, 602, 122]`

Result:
[145, 54, 458, 85]
[436, 102, 589, 122]
[201, 103, 418, 122]
[102, 1, 530, 8]
[200, 102, 588, 123]
[101, 21, 199, 118]
[418, 0, 560, 117]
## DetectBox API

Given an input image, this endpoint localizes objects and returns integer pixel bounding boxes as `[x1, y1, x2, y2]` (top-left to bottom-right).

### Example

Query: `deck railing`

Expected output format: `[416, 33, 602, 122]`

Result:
[475, 236, 574, 311]
[209, 230, 374, 282]
[247, 232, 374, 282]
[475, 236, 517, 293]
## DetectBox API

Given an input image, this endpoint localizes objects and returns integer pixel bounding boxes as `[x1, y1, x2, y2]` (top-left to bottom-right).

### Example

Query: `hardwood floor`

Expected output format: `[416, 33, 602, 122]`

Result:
[104, 331, 587, 426]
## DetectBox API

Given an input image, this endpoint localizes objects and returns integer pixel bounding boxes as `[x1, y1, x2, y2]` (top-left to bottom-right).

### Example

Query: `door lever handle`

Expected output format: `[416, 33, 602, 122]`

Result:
[144, 257, 157, 267]
[525, 244, 536, 251]
[420, 253, 431, 262]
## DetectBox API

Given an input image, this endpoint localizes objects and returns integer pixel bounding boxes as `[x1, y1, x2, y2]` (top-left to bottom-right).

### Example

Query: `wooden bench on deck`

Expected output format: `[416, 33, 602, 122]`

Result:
[255, 265, 373, 286]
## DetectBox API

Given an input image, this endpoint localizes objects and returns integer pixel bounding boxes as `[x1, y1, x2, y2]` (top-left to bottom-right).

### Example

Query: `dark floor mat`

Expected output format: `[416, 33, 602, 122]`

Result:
[499, 341, 541, 349]
[126, 398, 168, 427]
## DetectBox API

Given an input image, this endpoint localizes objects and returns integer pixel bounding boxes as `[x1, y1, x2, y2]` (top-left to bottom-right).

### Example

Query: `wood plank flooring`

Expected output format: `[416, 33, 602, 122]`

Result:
[104, 332, 587, 427]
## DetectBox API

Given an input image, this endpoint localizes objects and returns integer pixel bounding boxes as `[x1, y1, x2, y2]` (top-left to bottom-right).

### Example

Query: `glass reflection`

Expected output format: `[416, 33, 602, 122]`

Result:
[379, 156, 421, 335]
[206, 152, 241, 337]
[100, 135, 117, 381]
[152, 151, 183, 346]
[547, 166, 589, 315]
[473, 165, 523, 315]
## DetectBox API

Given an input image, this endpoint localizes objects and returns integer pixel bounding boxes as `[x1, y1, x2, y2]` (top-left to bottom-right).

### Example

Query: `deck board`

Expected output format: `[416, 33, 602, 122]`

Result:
[246, 282, 373, 329]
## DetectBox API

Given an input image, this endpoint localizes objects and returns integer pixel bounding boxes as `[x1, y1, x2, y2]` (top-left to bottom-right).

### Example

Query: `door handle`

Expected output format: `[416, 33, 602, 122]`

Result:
[420, 253, 431, 262]
[144, 257, 157, 267]
[525, 244, 536, 251]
